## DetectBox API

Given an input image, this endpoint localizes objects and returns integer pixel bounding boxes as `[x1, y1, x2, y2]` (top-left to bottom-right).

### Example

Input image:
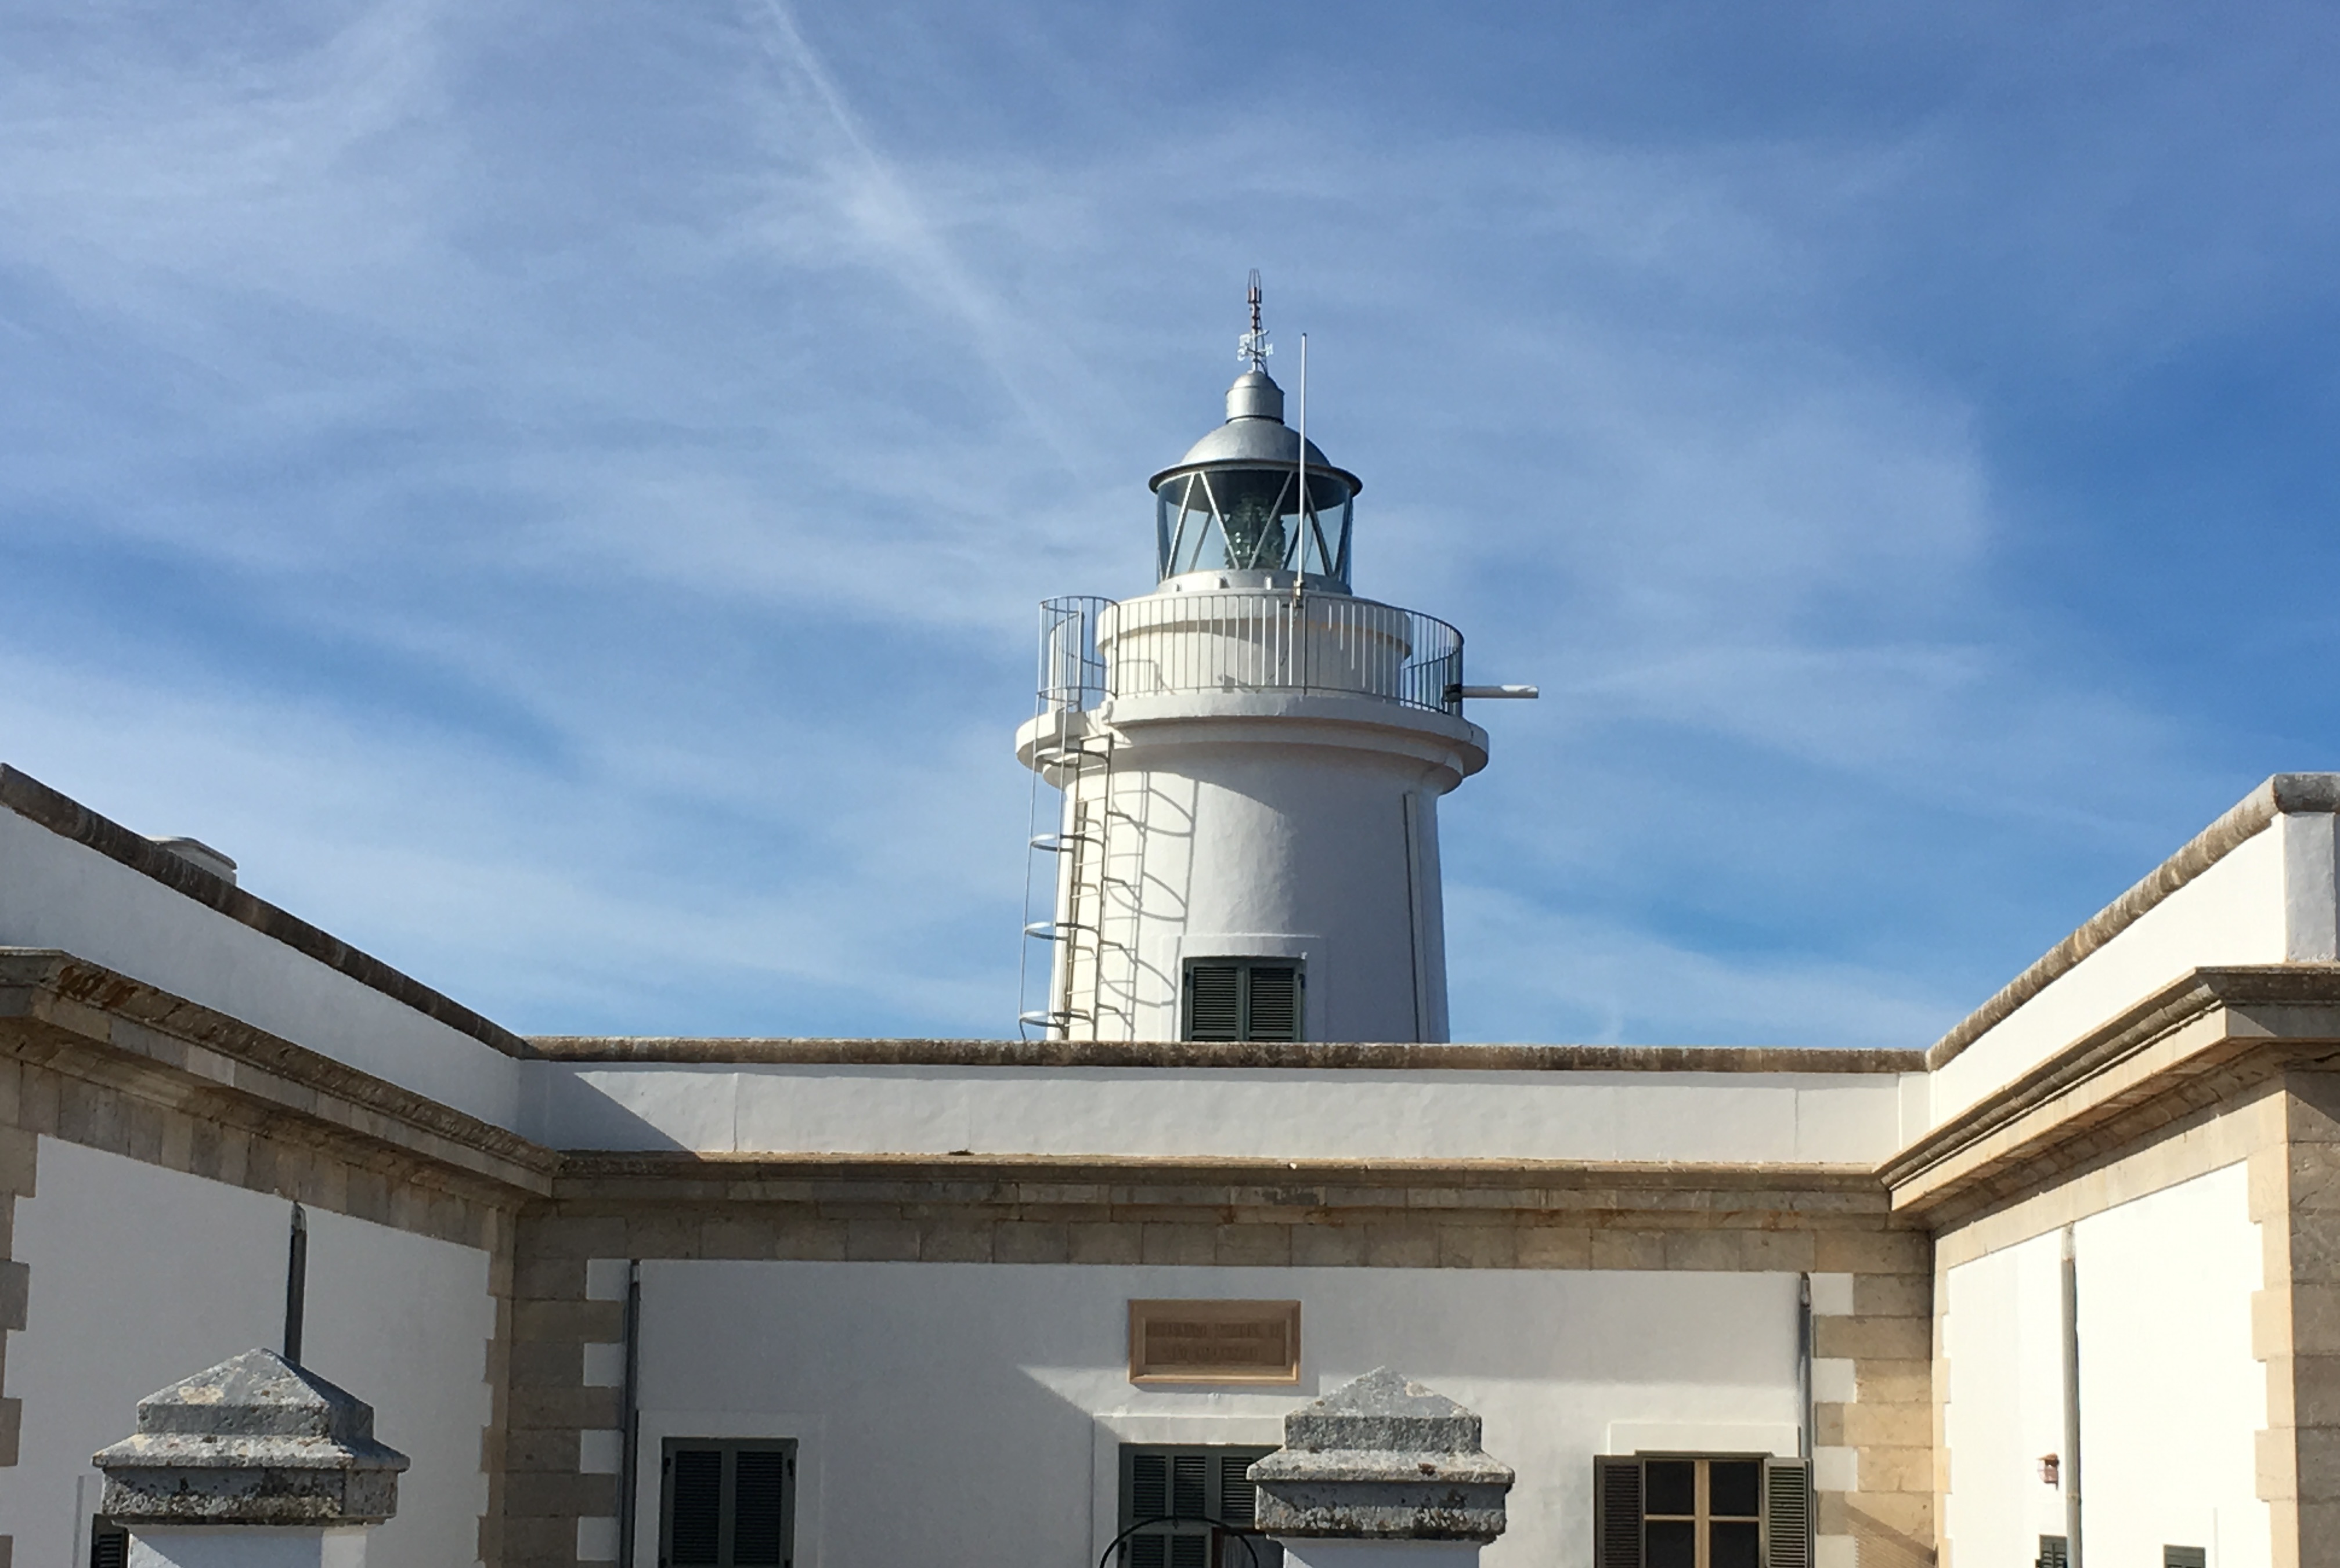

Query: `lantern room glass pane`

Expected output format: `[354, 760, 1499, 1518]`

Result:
[1155, 468, 1353, 588]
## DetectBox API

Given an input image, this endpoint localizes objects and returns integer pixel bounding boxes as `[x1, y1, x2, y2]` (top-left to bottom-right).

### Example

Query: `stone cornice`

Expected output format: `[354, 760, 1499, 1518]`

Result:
[525, 1036, 1922, 1074]
[0, 764, 530, 1058]
[1924, 774, 2340, 1071]
[551, 1148, 1893, 1215]
[1886, 964, 2340, 1223]
[0, 948, 557, 1198]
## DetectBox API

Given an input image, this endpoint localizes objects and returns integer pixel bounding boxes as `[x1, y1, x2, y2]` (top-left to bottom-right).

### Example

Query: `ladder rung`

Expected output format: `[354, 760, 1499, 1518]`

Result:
[1029, 833, 1097, 852]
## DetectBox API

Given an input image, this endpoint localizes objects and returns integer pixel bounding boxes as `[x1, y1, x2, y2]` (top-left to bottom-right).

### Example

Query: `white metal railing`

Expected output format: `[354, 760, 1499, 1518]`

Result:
[1035, 591, 1463, 716]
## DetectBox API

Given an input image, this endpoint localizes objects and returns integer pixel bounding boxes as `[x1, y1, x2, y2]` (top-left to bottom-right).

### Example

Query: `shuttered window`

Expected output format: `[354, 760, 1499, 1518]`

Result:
[88, 1520, 129, 1568]
[1118, 1444, 1284, 1567]
[2037, 1540, 2069, 1568]
[660, 1439, 796, 1568]
[1593, 1457, 1810, 1568]
[2164, 1551, 2207, 1568]
[1182, 962, 1303, 1042]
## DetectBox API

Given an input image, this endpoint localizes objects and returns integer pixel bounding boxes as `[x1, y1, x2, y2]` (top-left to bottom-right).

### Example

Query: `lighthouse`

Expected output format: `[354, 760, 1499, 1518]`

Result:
[1017, 281, 1514, 1043]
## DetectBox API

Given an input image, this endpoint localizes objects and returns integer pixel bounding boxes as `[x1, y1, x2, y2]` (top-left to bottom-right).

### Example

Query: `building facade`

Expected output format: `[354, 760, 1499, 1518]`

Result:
[2, 337, 2336, 1568]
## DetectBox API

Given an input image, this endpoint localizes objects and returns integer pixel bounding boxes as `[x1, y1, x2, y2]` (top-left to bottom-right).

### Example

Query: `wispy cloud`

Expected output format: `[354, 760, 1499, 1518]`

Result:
[1, 1, 2329, 1040]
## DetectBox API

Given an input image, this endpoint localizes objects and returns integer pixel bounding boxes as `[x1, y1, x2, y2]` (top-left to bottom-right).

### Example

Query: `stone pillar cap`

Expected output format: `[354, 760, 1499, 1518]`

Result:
[93, 1348, 410, 1526]
[1249, 1367, 1514, 1541]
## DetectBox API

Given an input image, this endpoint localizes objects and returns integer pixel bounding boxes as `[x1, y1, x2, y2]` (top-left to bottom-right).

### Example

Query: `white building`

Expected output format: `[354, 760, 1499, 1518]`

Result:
[1, 312, 2334, 1568]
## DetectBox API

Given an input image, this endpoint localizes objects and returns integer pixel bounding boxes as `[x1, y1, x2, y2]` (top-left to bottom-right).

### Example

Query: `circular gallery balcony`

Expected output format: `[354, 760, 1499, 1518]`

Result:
[1031, 588, 1464, 718]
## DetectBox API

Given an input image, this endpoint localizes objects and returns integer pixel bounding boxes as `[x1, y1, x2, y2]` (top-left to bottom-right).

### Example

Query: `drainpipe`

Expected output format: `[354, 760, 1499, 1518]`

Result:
[619, 1260, 642, 1568]
[2061, 1227, 2083, 1568]
[1798, 1273, 1814, 1459]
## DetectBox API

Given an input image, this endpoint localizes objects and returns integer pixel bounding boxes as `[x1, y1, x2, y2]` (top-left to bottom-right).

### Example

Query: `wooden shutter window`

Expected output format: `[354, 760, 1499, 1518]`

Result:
[1183, 960, 1305, 1042]
[1120, 1444, 1283, 1567]
[1133, 1452, 1170, 1520]
[1594, 1456, 1644, 1568]
[1187, 964, 1242, 1039]
[732, 1449, 790, 1567]
[1219, 1451, 1259, 1527]
[1173, 1453, 1209, 1519]
[2037, 1537, 2070, 1568]
[1245, 966, 1299, 1041]
[669, 1448, 723, 1566]
[1763, 1459, 1810, 1568]
[2164, 1551, 2208, 1568]
[661, 1439, 796, 1568]
[1597, 1456, 1810, 1568]
[88, 1522, 130, 1568]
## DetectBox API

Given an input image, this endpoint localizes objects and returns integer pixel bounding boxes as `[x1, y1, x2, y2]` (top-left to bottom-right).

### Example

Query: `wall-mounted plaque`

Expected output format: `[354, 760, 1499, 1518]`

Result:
[1128, 1299, 1302, 1385]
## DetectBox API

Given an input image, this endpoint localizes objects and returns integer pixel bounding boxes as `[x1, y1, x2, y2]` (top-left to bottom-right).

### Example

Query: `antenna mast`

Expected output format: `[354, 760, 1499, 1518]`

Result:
[1238, 269, 1273, 372]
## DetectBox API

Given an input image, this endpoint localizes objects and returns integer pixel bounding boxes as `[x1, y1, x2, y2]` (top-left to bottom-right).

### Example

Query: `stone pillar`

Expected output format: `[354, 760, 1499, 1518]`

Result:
[92, 1347, 410, 1568]
[1250, 1367, 1514, 1568]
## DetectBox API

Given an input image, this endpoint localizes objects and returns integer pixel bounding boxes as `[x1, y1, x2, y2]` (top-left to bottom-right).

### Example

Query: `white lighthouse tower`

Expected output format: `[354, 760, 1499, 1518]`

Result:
[1017, 283, 1515, 1043]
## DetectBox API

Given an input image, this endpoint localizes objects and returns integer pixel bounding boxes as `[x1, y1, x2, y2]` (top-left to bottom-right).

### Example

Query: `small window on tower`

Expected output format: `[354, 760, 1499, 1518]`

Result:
[1182, 960, 1303, 1042]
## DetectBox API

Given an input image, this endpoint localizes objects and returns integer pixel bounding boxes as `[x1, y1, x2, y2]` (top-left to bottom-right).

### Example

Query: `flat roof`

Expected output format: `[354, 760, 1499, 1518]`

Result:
[1922, 771, 2340, 1070]
[526, 1036, 1920, 1072]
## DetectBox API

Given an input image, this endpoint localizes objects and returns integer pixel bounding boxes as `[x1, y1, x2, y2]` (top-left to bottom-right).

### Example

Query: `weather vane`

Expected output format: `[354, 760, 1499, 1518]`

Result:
[1237, 269, 1273, 371]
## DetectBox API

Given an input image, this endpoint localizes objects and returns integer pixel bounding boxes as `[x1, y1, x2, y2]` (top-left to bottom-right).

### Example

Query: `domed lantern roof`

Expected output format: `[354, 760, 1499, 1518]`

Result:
[1149, 280, 1360, 591]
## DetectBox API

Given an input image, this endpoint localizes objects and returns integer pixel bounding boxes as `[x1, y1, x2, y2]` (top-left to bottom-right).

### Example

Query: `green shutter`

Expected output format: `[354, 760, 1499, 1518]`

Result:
[1132, 1452, 1170, 1520]
[1245, 966, 1299, 1041]
[1120, 1444, 1282, 1566]
[667, 1448, 723, 1566]
[1763, 1458, 1810, 1568]
[661, 1440, 795, 1568]
[1187, 964, 1242, 1039]
[732, 1449, 790, 1566]
[1594, 1457, 1642, 1568]
[1219, 1451, 1258, 1527]
[1184, 960, 1305, 1042]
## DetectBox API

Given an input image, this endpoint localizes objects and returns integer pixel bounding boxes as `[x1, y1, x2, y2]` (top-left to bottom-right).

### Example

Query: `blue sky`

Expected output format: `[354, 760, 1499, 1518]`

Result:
[5, 2, 2338, 1045]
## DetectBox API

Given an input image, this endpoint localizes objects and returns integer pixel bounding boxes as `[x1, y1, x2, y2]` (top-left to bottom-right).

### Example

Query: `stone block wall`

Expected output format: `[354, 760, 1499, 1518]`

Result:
[1810, 1233, 1935, 1568]
[500, 1161, 1938, 1568]
[0, 1004, 528, 1568]
[2258, 1071, 2340, 1568]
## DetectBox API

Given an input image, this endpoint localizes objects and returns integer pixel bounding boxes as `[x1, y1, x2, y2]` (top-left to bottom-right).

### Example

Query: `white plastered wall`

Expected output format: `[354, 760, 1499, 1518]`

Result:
[2074, 1164, 2269, 1565]
[528, 1063, 1916, 1165]
[1942, 1165, 2268, 1567]
[626, 1260, 1803, 1568]
[0, 811, 522, 1128]
[0, 1139, 496, 1568]
[1930, 812, 2339, 1129]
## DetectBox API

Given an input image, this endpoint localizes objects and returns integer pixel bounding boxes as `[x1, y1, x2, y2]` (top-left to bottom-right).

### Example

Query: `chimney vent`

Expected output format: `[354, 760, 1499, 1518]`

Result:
[149, 836, 237, 887]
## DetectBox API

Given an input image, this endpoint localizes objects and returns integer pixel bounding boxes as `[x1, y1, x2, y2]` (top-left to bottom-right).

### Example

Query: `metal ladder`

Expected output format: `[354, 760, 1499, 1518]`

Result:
[1019, 710, 1123, 1039]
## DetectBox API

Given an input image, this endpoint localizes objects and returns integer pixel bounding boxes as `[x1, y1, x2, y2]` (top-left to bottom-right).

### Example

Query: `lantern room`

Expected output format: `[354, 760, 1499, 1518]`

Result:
[1149, 367, 1362, 591]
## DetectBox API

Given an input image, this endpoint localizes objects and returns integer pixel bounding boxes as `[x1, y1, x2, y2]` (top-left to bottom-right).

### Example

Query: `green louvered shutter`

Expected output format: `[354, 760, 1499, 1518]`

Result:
[1594, 1457, 1643, 1568]
[1245, 966, 1299, 1040]
[1763, 1458, 1810, 1568]
[1219, 1451, 1259, 1528]
[661, 1440, 795, 1568]
[1186, 964, 1242, 1039]
[667, 1448, 723, 1566]
[1120, 1444, 1282, 1566]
